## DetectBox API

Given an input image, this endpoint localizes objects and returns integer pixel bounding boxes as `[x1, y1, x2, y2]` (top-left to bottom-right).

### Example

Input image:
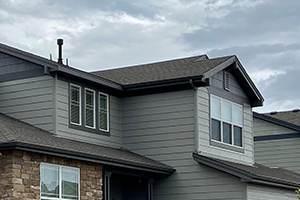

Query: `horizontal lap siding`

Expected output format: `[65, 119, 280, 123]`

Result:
[0, 76, 54, 132]
[198, 87, 254, 165]
[122, 90, 246, 200]
[247, 184, 295, 200]
[253, 118, 300, 171]
[56, 79, 122, 148]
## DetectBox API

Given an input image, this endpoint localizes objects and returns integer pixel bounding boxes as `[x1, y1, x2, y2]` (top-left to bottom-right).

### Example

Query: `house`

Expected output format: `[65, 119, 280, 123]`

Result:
[0, 39, 299, 200]
[254, 110, 300, 173]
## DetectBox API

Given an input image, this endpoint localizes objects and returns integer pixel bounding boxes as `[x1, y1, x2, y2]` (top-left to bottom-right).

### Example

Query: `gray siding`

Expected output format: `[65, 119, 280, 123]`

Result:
[253, 118, 300, 172]
[122, 90, 246, 200]
[0, 76, 54, 131]
[0, 52, 41, 75]
[211, 70, 247, 98]
[55, 78, 122, 148]
[246, 184, 296, 200]
[198, 87, 254, 165]
[253, 117, 294, 136]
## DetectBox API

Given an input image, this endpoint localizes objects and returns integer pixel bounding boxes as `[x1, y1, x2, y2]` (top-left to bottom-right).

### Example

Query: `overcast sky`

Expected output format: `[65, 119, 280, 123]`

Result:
[0, 0, 299, 113]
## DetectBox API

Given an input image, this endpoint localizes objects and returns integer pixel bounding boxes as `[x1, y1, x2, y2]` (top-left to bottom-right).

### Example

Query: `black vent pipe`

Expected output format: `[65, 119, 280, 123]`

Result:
[57, 39, 63, 64]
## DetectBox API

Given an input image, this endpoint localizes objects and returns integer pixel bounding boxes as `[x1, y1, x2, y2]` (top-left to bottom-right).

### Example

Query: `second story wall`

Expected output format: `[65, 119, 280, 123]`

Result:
[197, 69, 254, 165]
[253, 117, 300, 172]
[54, 76, 122, 148]
[0, 52, 54, 132]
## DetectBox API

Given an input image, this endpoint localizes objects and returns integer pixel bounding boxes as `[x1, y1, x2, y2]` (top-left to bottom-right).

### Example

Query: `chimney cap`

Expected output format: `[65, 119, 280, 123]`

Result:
[57, 39, 63, 45]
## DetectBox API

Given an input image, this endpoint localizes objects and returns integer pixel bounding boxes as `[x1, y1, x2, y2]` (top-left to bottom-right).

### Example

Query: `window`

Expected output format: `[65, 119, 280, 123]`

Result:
[69, 83, 110, 134]
[85, 88, 95, 128]
[70, 84, 81, 125]
[210, 95, 243, 147]
[41, 163, 79, 200]
[99, 93, 109, 132]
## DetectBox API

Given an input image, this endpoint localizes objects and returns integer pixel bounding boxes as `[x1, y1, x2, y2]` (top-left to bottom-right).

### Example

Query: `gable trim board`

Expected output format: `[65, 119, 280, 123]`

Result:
[254, 132, 300, 141]
[254, 112, 300, 132]
[193, 152, 300, 190]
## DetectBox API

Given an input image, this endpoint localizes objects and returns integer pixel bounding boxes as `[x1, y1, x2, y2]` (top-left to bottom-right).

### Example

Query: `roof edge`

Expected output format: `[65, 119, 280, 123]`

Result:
[193, 152, 300, 189]
[253, 112, 300, 132]
[0, 141, 175, 175]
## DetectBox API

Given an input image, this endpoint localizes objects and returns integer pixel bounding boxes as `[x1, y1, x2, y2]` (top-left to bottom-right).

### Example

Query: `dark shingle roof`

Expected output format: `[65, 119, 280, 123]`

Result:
[0, 113, 174, 174]
[91, 55, 233, 85]
[263, 110, 300, 127]
[193, 153, 300, 189]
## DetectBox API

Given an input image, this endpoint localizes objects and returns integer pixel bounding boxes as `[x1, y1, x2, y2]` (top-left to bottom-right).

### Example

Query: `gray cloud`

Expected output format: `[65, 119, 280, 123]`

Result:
[0, 0, 299, 112]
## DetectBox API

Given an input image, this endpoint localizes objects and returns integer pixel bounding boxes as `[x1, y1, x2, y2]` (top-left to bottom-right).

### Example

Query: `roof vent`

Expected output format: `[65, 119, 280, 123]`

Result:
[57, 38, 63, 64]
[224, 71, 230, 91]
[292, 109, 300, 112]
[270, 111, 277, 115]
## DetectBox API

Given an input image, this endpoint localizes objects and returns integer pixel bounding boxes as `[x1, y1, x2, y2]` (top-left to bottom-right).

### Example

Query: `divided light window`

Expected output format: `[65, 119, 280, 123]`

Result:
[70, 84, 81, 125]
[85, 88, 95, 128]
[99, 93, 109, 132]
[210, 95, 243, 147]
[40, 163, 79, 200]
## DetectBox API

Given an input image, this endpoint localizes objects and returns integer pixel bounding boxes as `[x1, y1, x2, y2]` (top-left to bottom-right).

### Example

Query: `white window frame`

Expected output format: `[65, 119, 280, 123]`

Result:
[99, 92, 109, 132]
[84, 88, 96, 129]
[210, 95, 243, 148]
[40, 163, 80, 200]
[70, 84, 82, 126]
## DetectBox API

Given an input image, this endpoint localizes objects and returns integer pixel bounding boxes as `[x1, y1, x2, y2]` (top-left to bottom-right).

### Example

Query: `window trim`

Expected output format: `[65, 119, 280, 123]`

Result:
[99, 92, 109, 132]
[84, 88, 96, 129]
[210, 94, 243, 148]
[70, 84, 82, 126]
[40, 163, 80, 200]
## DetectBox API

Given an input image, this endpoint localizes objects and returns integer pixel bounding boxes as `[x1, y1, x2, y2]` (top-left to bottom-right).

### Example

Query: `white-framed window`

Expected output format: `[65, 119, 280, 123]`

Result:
[85, 88, 96, 129]
[210, 95, 243, 147]
[70, 84, 81, 125]
[99, 92, 109, 132]
[40, 163, 80, 200]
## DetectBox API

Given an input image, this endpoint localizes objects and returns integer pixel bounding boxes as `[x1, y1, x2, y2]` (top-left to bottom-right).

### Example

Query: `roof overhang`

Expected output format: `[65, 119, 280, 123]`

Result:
[193, 153, 300, 190]
[0, 141, 175, 175]
[203, 56, 264, 107]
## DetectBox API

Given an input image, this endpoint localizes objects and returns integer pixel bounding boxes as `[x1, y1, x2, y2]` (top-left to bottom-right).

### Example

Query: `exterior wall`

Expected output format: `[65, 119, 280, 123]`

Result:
[253, 117, 295, 136]
[55, 77, 122, 148]
[211, 70, 247, 98]
[197, 87, 254, 165]
[0, 76, 54, 132]
[253, 118, 300, 172]
[122, 90, 247, 200]
[0, 150, 103, 200]
[246, 184, 296, 200]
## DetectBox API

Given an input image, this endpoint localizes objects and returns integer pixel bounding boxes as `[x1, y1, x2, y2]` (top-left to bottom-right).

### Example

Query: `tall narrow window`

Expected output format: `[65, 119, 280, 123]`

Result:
[41, 163, 79, 200]
[99, 93, 109, 132]
[85, 88, 95, 128]
[70, 84, 81, 125]
[210, 95, 243, 147]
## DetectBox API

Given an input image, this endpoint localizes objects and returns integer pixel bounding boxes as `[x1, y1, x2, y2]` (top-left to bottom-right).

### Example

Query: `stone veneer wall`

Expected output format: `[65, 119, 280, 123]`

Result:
[0, 150, 103, 200]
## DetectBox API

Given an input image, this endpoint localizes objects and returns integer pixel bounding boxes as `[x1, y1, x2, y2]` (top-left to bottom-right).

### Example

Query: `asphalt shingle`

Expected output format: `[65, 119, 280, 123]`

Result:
[91, 55, 234, 85]
[0, 113, 174, 173]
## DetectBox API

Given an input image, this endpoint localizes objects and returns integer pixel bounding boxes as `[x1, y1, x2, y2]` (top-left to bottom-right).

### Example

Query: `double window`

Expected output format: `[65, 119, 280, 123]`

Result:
[210, 95, 243, 147]
[70, 84, 109, 133]
[40, 163, 79, 200]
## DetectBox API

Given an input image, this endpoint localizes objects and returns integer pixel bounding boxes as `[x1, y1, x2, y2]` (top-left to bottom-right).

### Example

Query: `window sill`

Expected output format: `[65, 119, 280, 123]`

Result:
[210, 140, 244, 153]
[69, 123, 110, 136]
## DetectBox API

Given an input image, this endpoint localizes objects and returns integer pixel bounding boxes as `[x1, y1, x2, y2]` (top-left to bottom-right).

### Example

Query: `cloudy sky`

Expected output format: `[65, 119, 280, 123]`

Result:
[0, 0, 299, 113]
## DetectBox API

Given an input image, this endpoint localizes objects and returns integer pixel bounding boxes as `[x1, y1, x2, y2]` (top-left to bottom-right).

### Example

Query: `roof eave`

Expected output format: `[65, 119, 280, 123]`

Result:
[0, 142, 175, 175]
[193, 152, 300, 189]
